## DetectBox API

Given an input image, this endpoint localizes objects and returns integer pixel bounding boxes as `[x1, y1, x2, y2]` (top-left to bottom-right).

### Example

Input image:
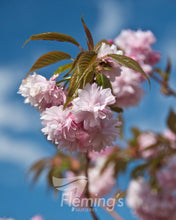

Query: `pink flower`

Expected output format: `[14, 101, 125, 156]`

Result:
[127, 178, 176, 220]
[30, 216, 43, 220]
[86, 116, 120, 152]
[41, 105, 89, 152]
[137, 131, 158, 159]
[72, 83, 116, 130]
[18, 72, 66, 111]
[163, 129, 176, 142]
[157, 155, 176, 192]
[114, 30, 160, 82]
[89, 146, 113, 161]
[97, 43, 123, 81]
[111, 67, 144, 108]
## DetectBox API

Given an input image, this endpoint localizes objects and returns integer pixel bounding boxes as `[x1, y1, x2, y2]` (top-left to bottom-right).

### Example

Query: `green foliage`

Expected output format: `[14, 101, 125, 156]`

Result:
[107, 54, 151, 86]
[109, 105, 123, 113]
[53, 63, 73, 75]
[94, 39, 109, 52]
[26, 51, 71, 77]
[81, 16, 94, 50]
[23, 32, 80, 47]
[96, 73, 112, 90]
[28, 159, 49, 185]
[65, 51, 97, 106]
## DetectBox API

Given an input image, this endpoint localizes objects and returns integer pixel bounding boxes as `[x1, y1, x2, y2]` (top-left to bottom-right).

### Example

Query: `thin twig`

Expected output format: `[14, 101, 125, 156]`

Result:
[151, 73, 176, 97]
[85, 153, 99, 220]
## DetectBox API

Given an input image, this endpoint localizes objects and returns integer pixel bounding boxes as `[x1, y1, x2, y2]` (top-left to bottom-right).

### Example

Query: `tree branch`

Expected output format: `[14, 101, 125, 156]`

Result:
[151, 73, 176, 97]
[85, 153, 99, 220]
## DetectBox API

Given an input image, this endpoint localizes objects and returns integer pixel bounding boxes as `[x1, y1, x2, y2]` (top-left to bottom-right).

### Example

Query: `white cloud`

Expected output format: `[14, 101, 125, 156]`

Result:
[0, 68, 41, 131]
[93, 0, 129, 41]
[0, 135, 48, 168]
[0, 67, 49, 180]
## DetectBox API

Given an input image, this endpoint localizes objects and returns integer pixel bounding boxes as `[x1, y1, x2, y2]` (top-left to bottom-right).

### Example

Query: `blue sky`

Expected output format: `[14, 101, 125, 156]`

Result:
[1, 0, 176, 220]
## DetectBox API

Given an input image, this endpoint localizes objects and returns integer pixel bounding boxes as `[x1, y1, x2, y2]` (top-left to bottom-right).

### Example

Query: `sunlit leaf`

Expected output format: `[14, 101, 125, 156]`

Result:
[53, 63, 73, 75]
[83, 71, 94, 87]
[63, 52, 83, 78]
[108, 54, 150, 86]
[96, 73, 112, 90]
[23, 32, 79, 47]
[81, 16, 94, 50]
[67, 51, 97, 103]
[94, 39, 109, 53]
[26, 51, 71, 77]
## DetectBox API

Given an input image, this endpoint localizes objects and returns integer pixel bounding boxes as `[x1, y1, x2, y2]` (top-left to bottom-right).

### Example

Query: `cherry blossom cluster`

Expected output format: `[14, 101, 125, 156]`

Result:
[19, 75, 120, 152]
[127, 177, 176, 220]
[41, 83, 119, 152]
[137, 129, 176, 159]
[127, 129, 176, 220]
[18, 29, 160, 153]
[110, 30, 160, 108]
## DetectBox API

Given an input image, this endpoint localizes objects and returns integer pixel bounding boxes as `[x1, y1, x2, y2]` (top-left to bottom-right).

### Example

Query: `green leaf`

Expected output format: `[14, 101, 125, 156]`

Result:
[94, 39, 109, 53]
[26, 51, 71, 77]
[96, 73, 112, 90]
[110, 105, 123, 113]
[29, 159, 48, 172]
[53, 63, 73, 75]
[29, 159, 48, 185]
[63, 52, 84, 78]
[167, 109, 176, 134]
[67, 51, 97, 101]
[83, 71, 94, 87]
[23, 32, 79, 47]
[81, 16, 94, 50]
[131, 163, 149, 179]
[107, 54, 151, 86]
[117, 113, 124, 139]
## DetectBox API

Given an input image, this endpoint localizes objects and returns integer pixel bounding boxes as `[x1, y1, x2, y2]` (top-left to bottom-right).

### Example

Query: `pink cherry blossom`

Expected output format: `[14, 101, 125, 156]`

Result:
[114, 30, 160, 81]
[86, 116, 120, 152]
[18, 72, 66, 111]
[111, 67, 144, 108]
[72, 83, 116, 130]
[127, 178, 176, 220]
[89, 146, 113, 161]
[41, 104, 119, 152]
[157, 155, 176, 192]
[97, 43, 123, 81]
[163, 129, 176, 148]
[137, 131, 158, 159]
[41, 105, 89, 152]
